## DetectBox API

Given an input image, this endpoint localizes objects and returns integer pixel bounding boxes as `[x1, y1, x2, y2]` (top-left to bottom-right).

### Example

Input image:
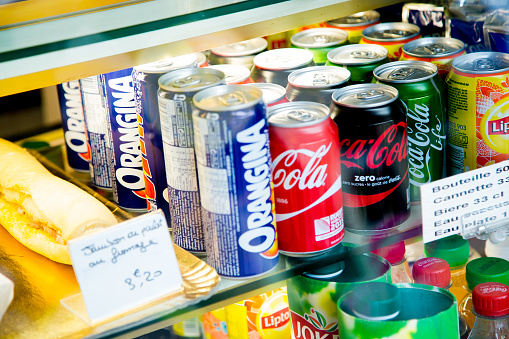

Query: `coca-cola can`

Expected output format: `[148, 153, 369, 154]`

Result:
[268, 101, 344, 256]
[331, 84, 410, 234]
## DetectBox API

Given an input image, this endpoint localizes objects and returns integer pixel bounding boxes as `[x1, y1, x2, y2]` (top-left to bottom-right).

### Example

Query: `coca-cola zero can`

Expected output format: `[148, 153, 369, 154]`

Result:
[331, 84, 410, 233]
[268, 102, 344, 256]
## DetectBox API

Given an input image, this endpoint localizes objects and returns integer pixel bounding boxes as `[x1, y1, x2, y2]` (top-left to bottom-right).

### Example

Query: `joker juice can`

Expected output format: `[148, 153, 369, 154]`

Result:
[268, 102, 344, 256]
[331, 84, 410, 233]
[374, 61, 447, 202]
[133, 55, 198, 217]
[193, 85, 278, 278]
[446, 52, 509, 174]
[101, 68, 147, 211]
[158, 68, 225, 253]
[57, 81, 90, 174]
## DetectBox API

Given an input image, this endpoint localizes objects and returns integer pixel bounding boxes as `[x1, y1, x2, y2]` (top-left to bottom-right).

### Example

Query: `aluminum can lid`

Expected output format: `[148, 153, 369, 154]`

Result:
[194, 52, 208, 66]
[206, 64, 251, 84]
[362, 22, 420, 42]
[403, 37, 465, 58]
[291, 28, 348, 48]
[247, 83, 286, 104]
[373, 60, 437, 83]
[452, 52, 509, 74]
[327, 10, 380, 27]
[332, 83, 398, 108]
[327, 44, 388, 65]
[210, 37, 267, 57]
[158, 68, 225, 91]
[253, 48, 314, 70]
[287, 66, 351, 88]
[267, 101, 330, 127]
[193, 84, 263, 111]
[134, 53, 197, 73]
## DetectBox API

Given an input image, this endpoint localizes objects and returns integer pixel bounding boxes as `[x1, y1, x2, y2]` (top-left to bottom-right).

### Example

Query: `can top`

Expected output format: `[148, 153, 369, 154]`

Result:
[194, 52, 208, 67]
[193, 84, 263, 111]
[327, 10, 380, 27]
[267, 101, 330, 127]
[206, 64, 251, 84]
[247, 83, 286, 105]
[158, 68, 225, 92]
[291, 28, 348, 48]
[374, 61, 437, 83]
[402, 37, 465, 58]
[253, 48, 314, 70]
[452, 52, 509, 74]
[362, 22, 420, 42]
[133, 53, 197, 73]
[332, 83, 398, 108]
[287, 66, 351, 88]
[210, 37, 268, 57]
[327, 44, 388, 65]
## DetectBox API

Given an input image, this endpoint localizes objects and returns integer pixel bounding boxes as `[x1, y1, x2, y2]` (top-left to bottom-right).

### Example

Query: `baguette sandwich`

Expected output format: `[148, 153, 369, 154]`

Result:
[0, 138, 118, 264]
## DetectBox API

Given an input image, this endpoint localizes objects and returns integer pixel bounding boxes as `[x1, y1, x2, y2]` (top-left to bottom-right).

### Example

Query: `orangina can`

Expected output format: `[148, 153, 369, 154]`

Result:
[360, 22, 421, 61]
[446, 52, 509, 175]
[326, 10, 380, 44]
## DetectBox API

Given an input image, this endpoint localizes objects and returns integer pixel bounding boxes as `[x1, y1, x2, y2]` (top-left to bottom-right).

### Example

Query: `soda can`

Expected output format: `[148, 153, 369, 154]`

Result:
[290, 28, 348, 65]
[247, 83, 289, 107]
[264, 31, 290, 50]
[326, 10, 380, 44]
[208, 37, 268, 69]
[192, 85, 278, 278]
[251, 48, 315, 88]
[201, 308, 228, 339]
[133, 54, 198, 218]
[331, 84, 410, 233]
[194, 52, 209, 67]
[101, 68, 147, 211]
[400, 37, 466, 80]
[286, 248, 391, 339]
[158, 68, 225, 253]
[80, 75, 113, 191]
[56, 81, 90, 176]
[172, 317, 202, 338]
[285, 66, 351, 107]
[373, 61, 447, 202]
[268, 102, 344, 256]
[326, 44, 390, 84]
[446, 52, 509, 174]
[206, 64, 253, 84]
[360, 22, 421, 61]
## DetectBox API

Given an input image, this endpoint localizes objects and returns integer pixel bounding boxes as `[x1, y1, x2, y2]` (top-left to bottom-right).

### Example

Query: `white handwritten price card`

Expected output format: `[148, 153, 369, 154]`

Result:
[421, 160, 509, 243]
[68, 210, 183, 323]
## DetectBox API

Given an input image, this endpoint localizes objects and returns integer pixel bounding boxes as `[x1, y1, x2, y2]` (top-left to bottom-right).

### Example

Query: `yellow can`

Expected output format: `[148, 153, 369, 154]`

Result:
[201, 308, 228, 339]
[325, 10, 380, 44]
[360, 22, 420, 61]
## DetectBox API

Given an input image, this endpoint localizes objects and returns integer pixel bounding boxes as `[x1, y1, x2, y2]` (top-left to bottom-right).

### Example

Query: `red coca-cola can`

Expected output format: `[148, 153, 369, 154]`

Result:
[330, 84, 410, 234]
[268, 101, 344, 257]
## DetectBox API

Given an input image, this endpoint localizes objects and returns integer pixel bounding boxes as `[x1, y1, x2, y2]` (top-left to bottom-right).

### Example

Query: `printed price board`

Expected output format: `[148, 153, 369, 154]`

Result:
[68, 210, 182, 323]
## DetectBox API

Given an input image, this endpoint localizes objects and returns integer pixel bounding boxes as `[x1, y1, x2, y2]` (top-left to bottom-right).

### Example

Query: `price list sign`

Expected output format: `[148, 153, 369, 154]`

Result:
[68, 210, 182, 323]
[421, 161, 509, 243]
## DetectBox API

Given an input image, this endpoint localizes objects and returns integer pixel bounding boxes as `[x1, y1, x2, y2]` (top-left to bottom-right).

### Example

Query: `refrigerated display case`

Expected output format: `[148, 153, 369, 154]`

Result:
[0, 0, 441, 338]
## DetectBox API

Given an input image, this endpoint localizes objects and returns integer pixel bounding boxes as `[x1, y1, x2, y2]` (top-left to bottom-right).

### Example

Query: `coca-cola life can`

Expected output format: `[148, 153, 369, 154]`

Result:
[268, 101, 344, 256]
[331, 84, 410, 234]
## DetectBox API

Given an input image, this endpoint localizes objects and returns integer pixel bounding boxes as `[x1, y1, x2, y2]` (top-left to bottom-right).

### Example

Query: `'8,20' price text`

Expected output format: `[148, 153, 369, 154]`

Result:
[124, 269, 162, 291]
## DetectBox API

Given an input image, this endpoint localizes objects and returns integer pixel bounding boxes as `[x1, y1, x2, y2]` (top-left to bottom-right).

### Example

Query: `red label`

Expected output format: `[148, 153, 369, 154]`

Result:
[261, 307, 290, 329]
[291, 311, 339, 339]
[488, 116, 509, 135]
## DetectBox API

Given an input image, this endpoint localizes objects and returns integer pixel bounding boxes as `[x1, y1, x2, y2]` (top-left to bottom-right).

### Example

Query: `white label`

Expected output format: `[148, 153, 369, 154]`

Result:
[314, 208, 344, 241]
[197, 163, 231, 214]
[68, 210, 183, 323]
[165, 145, 198, 191]
[421, 160, 509, 243]
[158, 97, 175, 146]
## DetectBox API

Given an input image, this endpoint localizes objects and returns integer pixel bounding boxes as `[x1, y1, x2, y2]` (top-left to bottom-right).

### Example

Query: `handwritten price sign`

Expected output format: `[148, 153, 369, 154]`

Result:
[68, 210, 183, 323]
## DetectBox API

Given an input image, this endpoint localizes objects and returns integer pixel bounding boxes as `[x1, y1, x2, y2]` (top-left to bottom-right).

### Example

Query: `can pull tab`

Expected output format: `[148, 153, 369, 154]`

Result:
[351, 51, 379, 59]
[287, 110, 314, 122]
[388, 67, 414, 80]
[218, 91, 247, 106]
[312, 73, 329, 85]
[313, 35, 329, 44]
[382, 29, 406, 38]
[172, 76, 202, 88]
[355, 90, 385, 100]
[346, 15, 367, 24]
[474, 58, 495, 71]
[230, 42, 248, 51]
[424, 43, 446, 55]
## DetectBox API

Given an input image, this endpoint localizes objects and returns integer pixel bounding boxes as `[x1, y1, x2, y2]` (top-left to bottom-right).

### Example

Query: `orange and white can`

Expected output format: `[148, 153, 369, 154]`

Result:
[446, 52, 509, 174]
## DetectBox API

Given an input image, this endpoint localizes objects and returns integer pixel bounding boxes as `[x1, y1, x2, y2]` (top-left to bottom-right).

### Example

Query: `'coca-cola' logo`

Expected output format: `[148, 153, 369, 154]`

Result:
[339, 121, 408, 170]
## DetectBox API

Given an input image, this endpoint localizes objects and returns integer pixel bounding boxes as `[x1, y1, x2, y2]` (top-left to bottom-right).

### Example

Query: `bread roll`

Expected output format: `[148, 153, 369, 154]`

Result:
[0, 138, 118, 264]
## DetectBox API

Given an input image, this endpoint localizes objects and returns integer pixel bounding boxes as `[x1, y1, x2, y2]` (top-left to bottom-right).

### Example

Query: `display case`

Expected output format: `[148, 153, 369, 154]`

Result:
[0, 1, 434, 338]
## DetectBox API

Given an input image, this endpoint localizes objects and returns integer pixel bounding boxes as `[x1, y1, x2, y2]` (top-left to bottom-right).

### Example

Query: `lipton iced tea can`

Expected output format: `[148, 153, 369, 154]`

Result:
[286, 248, 391, 339]
[226, 287, 290, 339]
[326, 10, 380, 44]
[360, 22, 421, 61]
[268, 102, 344, 256]
[446, 52, 509, 174]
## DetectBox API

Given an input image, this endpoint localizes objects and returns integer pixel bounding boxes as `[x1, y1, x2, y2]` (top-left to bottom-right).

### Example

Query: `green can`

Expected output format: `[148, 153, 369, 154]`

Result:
[287, 248, 391, 339]
[326, 44, 389, 83]
[291, 28, 348, 66]
[374, 60, 447, 202]
[337, 282, 460, 338]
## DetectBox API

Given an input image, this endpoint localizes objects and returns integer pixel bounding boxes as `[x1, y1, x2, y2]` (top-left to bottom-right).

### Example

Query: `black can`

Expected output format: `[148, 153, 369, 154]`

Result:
[331, 84, 410, 234]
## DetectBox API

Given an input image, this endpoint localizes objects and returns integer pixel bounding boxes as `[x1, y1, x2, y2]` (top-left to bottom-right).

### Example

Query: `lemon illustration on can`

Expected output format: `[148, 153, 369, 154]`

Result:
[480, 93, 509, 155]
